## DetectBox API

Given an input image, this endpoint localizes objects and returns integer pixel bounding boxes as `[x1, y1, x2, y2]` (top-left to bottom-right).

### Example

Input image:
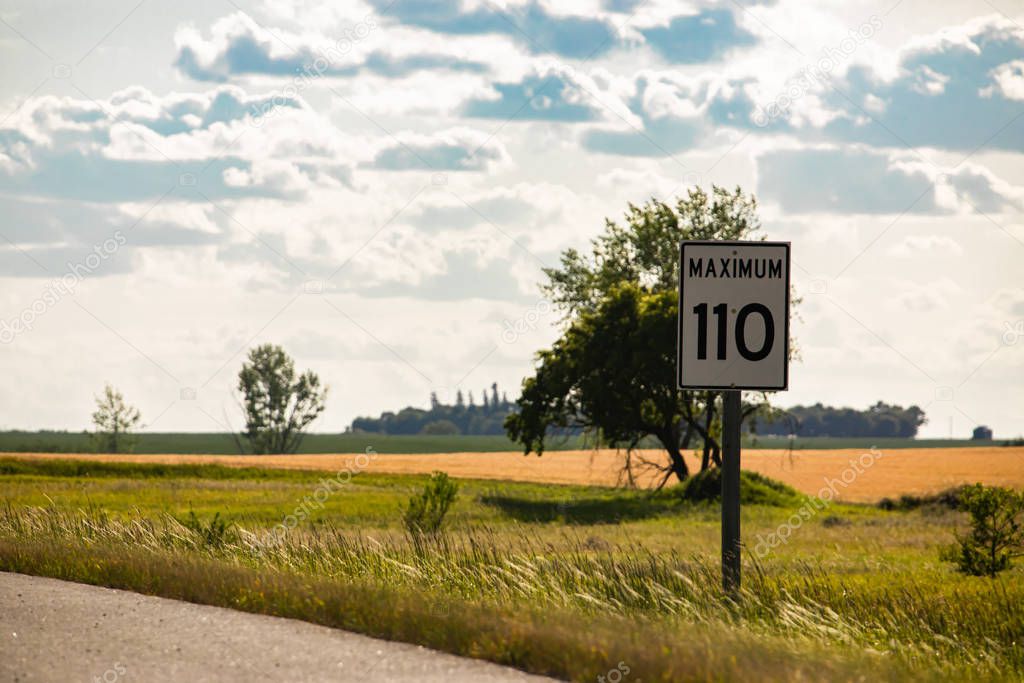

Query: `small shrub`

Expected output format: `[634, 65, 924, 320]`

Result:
[184, 510, 233, 549]
[403, 472, 458, 535]
[941, 483, 1024, 577]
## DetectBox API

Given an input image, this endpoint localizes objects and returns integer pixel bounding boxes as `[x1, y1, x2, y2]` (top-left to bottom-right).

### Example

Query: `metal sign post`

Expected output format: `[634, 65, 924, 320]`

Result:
[678, 240, 790, 596]
[721, 390, 742, 594]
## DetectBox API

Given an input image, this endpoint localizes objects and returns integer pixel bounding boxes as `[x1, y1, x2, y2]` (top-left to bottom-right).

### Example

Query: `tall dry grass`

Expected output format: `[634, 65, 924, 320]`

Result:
[0, 503, 1018, 681]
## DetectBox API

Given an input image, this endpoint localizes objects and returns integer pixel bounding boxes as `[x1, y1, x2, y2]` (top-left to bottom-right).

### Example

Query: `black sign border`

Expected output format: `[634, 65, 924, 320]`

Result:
[677, 240, 791, 391]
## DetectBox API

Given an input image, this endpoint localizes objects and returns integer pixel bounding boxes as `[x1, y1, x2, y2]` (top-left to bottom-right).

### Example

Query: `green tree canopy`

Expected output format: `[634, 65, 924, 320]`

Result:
[237, 344, 327, 454]
[91, 384, 142, 454]
[543, 186, 760, 316]
[754, 402, 927, 438]
[506, 187, 778, 484]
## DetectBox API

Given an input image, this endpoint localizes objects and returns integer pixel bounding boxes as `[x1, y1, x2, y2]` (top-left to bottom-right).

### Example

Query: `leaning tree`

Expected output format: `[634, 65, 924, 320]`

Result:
[505, 186, 793, 485]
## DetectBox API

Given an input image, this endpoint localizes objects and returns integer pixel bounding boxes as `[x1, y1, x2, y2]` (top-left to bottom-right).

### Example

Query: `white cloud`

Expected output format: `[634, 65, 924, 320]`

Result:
[0, 86, 372, 204]
[818, 17, 1024, 152]
[174, 12, 490, 84]
[887, 235, 964, 257]
[985, 59, 1024, 100]
[757, 146, 1024, 215]
[369, 127, 509, 171]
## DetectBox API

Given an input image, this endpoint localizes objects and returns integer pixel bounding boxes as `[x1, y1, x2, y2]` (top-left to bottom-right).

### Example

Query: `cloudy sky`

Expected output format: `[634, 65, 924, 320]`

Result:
[0, 0, 1021, 438]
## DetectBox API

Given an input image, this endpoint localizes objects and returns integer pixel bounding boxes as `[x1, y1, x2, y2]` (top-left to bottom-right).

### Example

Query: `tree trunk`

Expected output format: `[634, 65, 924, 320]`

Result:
[666, 441, 690, 481]
[701, 397, 716, 471]
[659, 425, 690, 482]
[681, 422, 694, 451]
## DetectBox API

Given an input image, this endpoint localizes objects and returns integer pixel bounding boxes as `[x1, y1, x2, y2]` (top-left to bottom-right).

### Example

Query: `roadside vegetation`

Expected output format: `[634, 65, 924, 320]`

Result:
[942, 483, 1024, 577]
[403, 471, 459, 535]
[0, 457, 1020, 681]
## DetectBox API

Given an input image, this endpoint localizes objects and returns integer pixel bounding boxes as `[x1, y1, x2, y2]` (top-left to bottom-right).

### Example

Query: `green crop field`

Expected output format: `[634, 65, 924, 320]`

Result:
[0, 430, 1004, 455]
[0, 457, 1019, 681]
[0, 431, 563, 454]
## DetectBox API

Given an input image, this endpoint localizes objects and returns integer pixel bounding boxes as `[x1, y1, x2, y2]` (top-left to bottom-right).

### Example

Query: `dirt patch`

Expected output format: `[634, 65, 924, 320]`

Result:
[4, 447, 1022, 502]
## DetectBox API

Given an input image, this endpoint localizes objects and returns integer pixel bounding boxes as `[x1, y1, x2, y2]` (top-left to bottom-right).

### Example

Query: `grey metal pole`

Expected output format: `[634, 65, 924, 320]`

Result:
[722, 390, 742, 595]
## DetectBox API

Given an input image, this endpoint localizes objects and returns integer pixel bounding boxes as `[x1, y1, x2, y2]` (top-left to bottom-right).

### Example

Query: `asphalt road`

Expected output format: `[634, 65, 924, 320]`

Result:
[0, 572, 558, 682]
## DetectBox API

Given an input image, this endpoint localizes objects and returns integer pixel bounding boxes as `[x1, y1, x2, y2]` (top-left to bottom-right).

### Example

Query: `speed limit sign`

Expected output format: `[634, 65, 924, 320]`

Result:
[677, 241, 790, 390]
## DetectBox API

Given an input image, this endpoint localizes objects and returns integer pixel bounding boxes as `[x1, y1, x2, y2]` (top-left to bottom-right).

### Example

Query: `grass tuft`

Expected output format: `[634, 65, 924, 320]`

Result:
[673, 469, 802, 507]
[878, 486, 967, 512]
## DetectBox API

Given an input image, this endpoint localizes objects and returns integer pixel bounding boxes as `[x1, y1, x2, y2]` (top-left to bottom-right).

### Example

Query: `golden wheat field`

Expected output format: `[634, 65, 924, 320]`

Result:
[7, 446, 1023, 501]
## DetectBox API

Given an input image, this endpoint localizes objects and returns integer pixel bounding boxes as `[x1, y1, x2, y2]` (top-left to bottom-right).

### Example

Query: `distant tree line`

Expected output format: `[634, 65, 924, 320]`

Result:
[753, 402, 927, 438]
[351, 383, 513, 435]
[83, 340, 938, 456]
[352, 395, 931, 440]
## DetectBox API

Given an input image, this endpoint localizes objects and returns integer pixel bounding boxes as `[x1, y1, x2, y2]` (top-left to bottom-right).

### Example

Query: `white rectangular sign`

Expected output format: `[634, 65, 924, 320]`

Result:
[678, 241, 790, 390]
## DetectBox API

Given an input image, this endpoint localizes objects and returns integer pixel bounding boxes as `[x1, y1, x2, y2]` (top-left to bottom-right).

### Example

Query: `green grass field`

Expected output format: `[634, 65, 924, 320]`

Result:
[0, 457, 1020, 681]
[0, 430, 1005, 454]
